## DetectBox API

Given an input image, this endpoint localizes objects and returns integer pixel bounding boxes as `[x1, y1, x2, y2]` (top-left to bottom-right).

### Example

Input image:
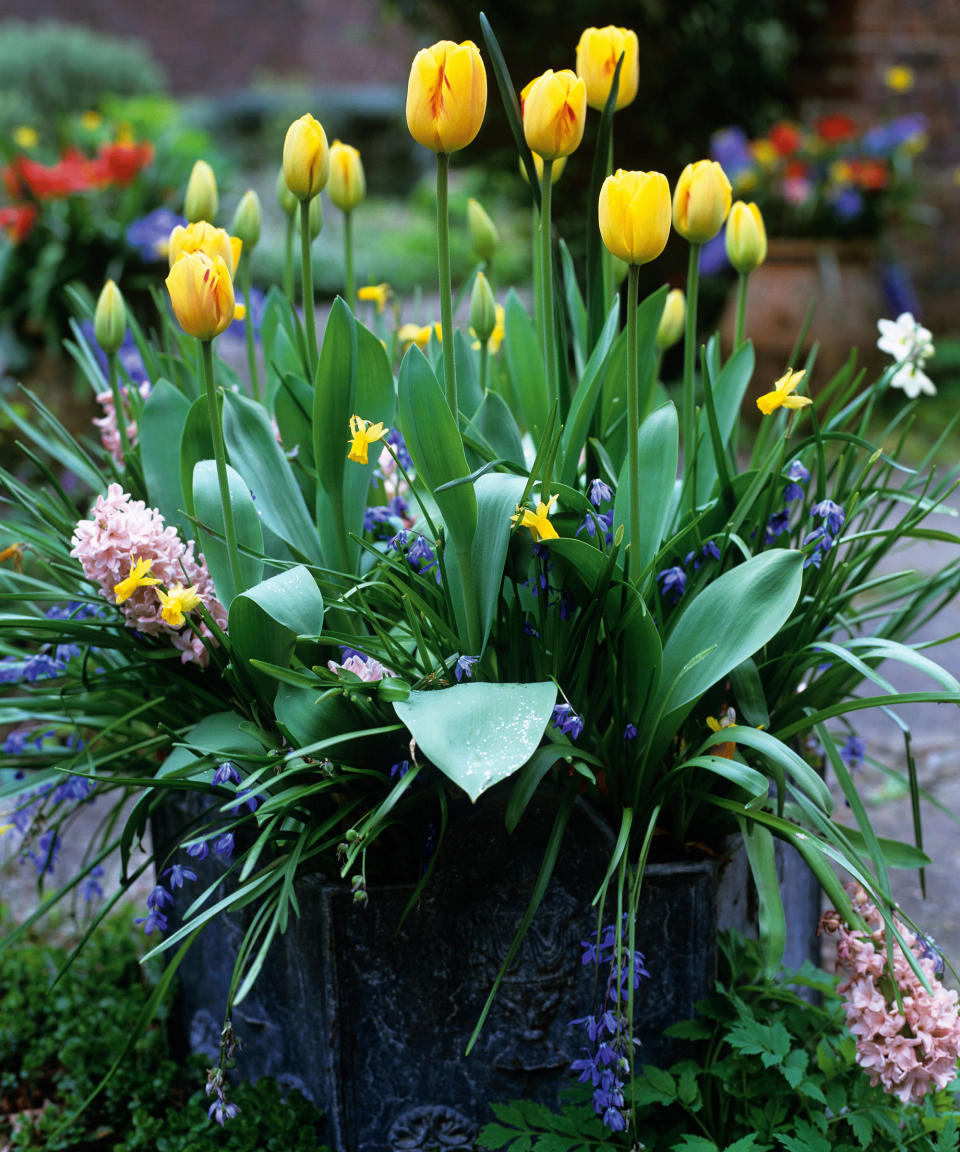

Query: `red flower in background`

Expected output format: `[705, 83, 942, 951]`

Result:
[785, 160, 809, 180]
[850, 159, 889, 191]
[91, 141, 155, 187]
[769, 120, 801, 156]
[816, 113, 858, 143]
[0, 139, 154, 203]
[0, 204, 38, 244]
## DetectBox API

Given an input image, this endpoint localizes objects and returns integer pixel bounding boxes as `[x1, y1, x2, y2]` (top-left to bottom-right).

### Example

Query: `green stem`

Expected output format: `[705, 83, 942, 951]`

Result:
[299, 199, 318, 380]
[626, 265, 640, 583]
[531, 200, 542, 349]
[479, 341, 489, 395]
[436, 152, 457, 418]
[540, 159, 558, 412]
[240, 255, 260, 403]
[602, 137, 614, 309]
[283, 214, 295, 303]
[343, 209, 356, 314]
[107, 352, 131, 463]
[734, 270, 748, 351]
[200, 339, 241, 593]
[682, 242, 702, 513]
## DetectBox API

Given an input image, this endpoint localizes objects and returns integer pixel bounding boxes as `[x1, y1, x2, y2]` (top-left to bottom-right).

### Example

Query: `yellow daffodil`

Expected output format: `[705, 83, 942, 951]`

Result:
[706, 707, 737, 759]
[0, 542, 25, 573]
[168, 221, 242, 277]
[511, 495, 559, 542]
[13, 125, 38, 149]
[397, 322, 440, 349]
[114, 556, 160, 604]
[358, 283, 392, 313]
[756, 368, 812, 416]
[347, 415, 387, 464]
[406, 40, 487, 154]
[165, 250, 236, 341]
[157, 583, 204, 629]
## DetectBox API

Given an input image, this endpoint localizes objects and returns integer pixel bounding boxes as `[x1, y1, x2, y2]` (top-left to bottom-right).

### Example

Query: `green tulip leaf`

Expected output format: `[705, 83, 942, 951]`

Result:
[503, 288, 548, 440]
[393, 681, 557, 802]
[192, 460, 263, 608]
[139, 378, 190, 535]
[613, 400, 679, 584]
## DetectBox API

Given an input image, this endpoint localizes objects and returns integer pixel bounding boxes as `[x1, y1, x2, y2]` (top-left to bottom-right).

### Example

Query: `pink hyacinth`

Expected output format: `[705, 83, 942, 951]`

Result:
[820, 885, 960, 1104]
[327, 652, 395, 682]
[94, 382, 152, 463]
[70, 484, 227, 667]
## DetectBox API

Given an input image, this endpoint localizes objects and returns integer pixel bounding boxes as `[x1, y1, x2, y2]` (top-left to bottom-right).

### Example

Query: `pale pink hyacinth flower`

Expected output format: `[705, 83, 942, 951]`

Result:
[820, 884, 960, 1103]
[94, 382, 152, 463]
[327, 653, 395, 682]
[70, 484, 227, 667]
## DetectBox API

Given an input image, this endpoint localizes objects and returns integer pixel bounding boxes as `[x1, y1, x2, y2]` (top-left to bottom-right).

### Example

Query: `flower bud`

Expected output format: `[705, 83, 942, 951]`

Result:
[406, 40, 487, 154]
[94, 280, 127, 355]
[467, 197, 499, 264]
[295, 194, 323, 239]
[275, 167, 298, 218]
[575, 26, 639, 111]
[522, 70, 587, 161]
[725, 200, 767, 274]
[655, 289, 686, 352]
[168, 220, 242, 277]
[184, 159, 218, 224]
[598, 169, 671, 266]
[165, 250, 235, 341]
[283, 114, 329, 202]
[469, 271, 497, 345]
[672, 159, 732, 245]
[519, 154, 567, 186]
[328, 140, 366, 212]
[231, 189, 262, 251]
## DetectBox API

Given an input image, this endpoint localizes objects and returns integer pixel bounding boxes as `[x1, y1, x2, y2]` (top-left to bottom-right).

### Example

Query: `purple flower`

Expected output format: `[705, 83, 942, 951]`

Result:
[213, 833, 235, 859]
[523, 620, 539, 638]
[390, 760, 410, 780]
[623, 723, 637, 741]
[839, 735, 865, 770]
[657, 566, 686, 601]
[147, 884, 173, 911]
[3, 730, 31, 754]
[126, 207, 186, 262]
[185, 839, 209, 861]
[765, 508, 791, 544]
[53, 775, 95, 804]
[454, 655, 477, 683]
[230, 789, 259, 815]
[134, 908, 168, 935]
[385, 428, 413, 471]
[812, 499, 845, 536]
[212, 761, 241, 786]
[27, 830, 59, 876]
[828, 186, 864, 222]
[164, 863, 197, 889]
[588, 478, 613, 508]
[552, 703, 584, 741]
[207, 1097, 240, 1126]
[80, 865, 105, 902]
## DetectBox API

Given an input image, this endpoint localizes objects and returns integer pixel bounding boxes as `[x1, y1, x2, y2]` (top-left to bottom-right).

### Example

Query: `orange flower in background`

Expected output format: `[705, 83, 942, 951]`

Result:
[92, 141, 154, 186]
[850, 159, 889, 191]
[768, 120, 801, 156]
[815, 114, 857, 143]
[0, 205, 38, 244]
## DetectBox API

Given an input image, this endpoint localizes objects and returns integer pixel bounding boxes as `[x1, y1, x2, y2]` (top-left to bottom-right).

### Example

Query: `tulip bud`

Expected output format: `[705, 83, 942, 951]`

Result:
[467, 197, 499, 264]
[295, 193, 324, 240]
[519, 154, 567, 186]
[672, 159, 732, 245]
[184, 159, 218, 224]
[575, 26, 639, 111]
[406, 40, 487, 154]
[94, 280, 127, 355]
[469, 272, 497, 345]
[283, 113, 329, 202]
[725, 200, 767, 274]
[655, 289, 686, 352]
[165, 250, 235, 341]
[231, 189, 262, 251]
[522, 70, 587, 161]
[328, 140, 366, 212]
[168, 221, 242, 277]
[275, 167, 298, 218]
[598, 169, 672, 266]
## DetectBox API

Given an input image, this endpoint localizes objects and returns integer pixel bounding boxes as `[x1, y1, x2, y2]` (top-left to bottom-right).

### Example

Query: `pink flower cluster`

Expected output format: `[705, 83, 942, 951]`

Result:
[70, 484, 227, 667]
[94, 382, 152, 463]
[327, 652, 395, 682]
[821, 884, 960, 1103]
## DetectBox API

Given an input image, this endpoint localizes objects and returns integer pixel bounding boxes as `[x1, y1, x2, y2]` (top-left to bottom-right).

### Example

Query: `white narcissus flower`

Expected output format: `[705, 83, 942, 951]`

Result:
[877, 312, 933, 363]
[890, 359, 937, 398]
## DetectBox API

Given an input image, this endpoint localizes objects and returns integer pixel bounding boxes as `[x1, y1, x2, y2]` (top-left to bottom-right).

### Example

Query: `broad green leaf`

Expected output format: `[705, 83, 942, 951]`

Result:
[558, 298, 620, 488]
[696, 340, 754, 504]
[139, 378, 190, 534]
[470, 390, 527, 471]
[503, 288, 547, 439]
[559, 238, 587, 376]
[454, 328, 484, 418]
[313, 297, 357, 499]
[737, 817, 786, 977]
[613, 400, 678, 583]
[178, 395, 214, 520]
[393, 681, 557, 802]
[192, 460, 263, 607]
[159, 711, 264, 778]
[273, 372, 314, 472]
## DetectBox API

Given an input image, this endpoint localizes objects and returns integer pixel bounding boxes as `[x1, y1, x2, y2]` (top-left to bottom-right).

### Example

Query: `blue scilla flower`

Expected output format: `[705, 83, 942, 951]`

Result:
[812, 499, 845, 536]
[552, 703, 583, 741]
[80, 865, 105, 902]
[784, 460, 810, 502]
[126, 207, 186, 262]
[230, 789, 259, 815]
[212, 761, 241, 786]
[214, 833, 235, 859]
[52, 775, 95, 804]
[185, 839, 209, 861]
[657, 566, 686, 601]
[134, 908, 168, 935]
[385, 428, 413, 471]
[390, 760, 410, 780]
[147, 884, 173, 911]
[164, 863, 198, 889]
[623, 723, 637, 741]
[839, 734, 865, 770]
[454, 655, 477, 683]
[588, 478, 614, 508]
[765, 508, 791, 544]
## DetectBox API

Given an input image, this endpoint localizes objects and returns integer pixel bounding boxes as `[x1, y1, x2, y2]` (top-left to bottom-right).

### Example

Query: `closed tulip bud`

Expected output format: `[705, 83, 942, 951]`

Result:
[328, 141, 365, 212]
[94, 279, 126, 355]
[522, 70, 587, 161]
[275, 167, 298, 218]
[165, 250, 235, 341]
[725, 200, 767, 274]
[406, 40, 487, 154]
[519, 154, 567, 186]
[295, 193, 324, 239]
[656, 289, 686, 351]
[283, 113, 329, 201]
[469, 271, 497, 345]
[467, 197, 499, 264]
[168, 220, 242, 277]
[575, 26, 639, 111]
[231, 189, 262, 251]
[598, 169, 672, 266]
[672, 159, 732, 245]
[184, 159, 218, 224]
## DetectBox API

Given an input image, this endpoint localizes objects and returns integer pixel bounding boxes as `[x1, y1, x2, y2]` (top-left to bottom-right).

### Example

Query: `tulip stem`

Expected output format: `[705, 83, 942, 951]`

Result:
[201, 339, 242, 594]
[682, 242, 702, 513]
[436, 152, 457, 418]
[343, 209, 356, 315]
[540, 159, 558, 413]
[106, 352, 132, 464]
[283, 214, 295, 303]
[299, 199, 318, 380]
[479, 341, 489, 395]
[734, 271, 748, 352]
[626, 264, 640, 583]
[531, 202, 542, 348]
[240, 255, 260, 403]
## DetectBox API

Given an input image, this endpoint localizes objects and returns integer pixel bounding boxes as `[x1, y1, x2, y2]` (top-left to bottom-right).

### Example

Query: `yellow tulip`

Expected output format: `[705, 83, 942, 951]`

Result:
[672, 159, 732, 245]
[168, 221, 242, 277]
[406, 40, 487, 154]
[184, 159, 218, 223]
[165, 250, 236, 341]
[94, 280, 127, 356]
[575, 26, 639, 111]
[328, 140, 366, 212]
[655, 289, 686, 352]
[598, 169, 671, 266]
[522, 70, 587, 161]
[283, 114, 330, 201]
[725, 201, 767, 274]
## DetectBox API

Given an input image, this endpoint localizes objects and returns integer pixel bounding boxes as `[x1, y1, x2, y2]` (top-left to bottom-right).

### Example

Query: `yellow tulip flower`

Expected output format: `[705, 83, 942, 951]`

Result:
[725, 201, 767, 274]
[672, 160, 732, 244]
[756, 368, 812, 416]
[283, 114, 330, 201]
[522, 70, 587, 161]
[656, 289, 686, 352]
[165, 250, 236, 342]
[168, 221, 242, 277]
[598, 169, 671, 266]
[575, 26, 639, 111]
[406, 40, 487, 154]
[328, 141, 366, 212]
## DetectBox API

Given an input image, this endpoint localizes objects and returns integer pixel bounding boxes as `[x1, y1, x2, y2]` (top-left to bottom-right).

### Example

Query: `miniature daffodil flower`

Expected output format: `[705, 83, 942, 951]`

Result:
[157, 583, 204, 629]
[13, 126, 38, 149]
[707, 707, 738, 759]
[358, 283, 392, 313]
[114, 556, 160, 604]
[756, 368, 812, 416]
[347, 415, 387, 464]
[397, 322, 440, 349]
[511, 495, 559, 542]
